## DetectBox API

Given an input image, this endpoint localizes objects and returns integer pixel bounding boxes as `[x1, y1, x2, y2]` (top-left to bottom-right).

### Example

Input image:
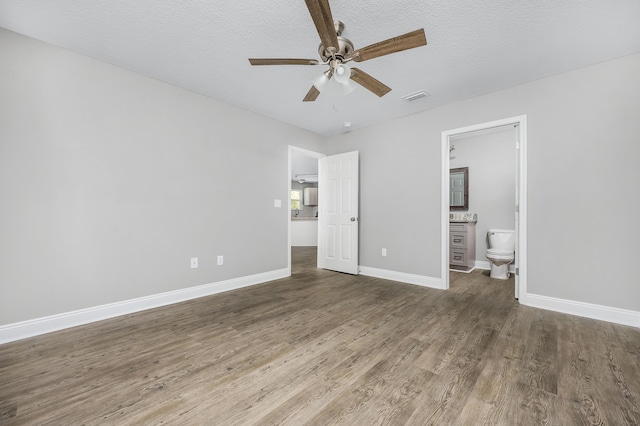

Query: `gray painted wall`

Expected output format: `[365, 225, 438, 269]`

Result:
[327, 52, 640, 312]
[0, 29, 325, 325]
[450, 127, 516, 260]
[2, 27, 639, 327]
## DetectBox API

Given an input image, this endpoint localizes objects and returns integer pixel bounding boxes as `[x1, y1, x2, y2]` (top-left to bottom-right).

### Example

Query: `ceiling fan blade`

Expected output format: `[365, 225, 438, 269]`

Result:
[305, 0, 339, 53]
[249, 58, 320, 66]
[350, 68, 391, 97]
[352, 29, 427, 62]
[303, 85, 321, 102]
[302, 86, 320, 102]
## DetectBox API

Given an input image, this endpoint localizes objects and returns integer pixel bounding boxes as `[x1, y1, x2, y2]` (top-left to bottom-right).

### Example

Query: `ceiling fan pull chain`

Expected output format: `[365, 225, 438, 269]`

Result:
[332, 79, 338, 113]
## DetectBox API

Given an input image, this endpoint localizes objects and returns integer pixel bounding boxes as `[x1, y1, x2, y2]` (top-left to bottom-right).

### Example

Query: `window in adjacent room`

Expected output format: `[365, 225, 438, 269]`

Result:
[291, 189, 303, 210]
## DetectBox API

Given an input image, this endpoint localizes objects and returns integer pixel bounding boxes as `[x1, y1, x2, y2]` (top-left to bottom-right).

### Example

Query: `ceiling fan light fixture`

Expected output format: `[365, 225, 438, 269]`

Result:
[312, 70, 331, 93]
[339, 78, 356, 95]
[333, 63, 350, 84]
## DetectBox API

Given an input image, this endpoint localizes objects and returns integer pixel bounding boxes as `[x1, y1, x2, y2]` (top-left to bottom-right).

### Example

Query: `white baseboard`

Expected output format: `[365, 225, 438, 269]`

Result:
[359, 266, 443, 289]
[0, 268, 289, 345]
[526, 293, 640, 328]
[449, 267, 476, 274]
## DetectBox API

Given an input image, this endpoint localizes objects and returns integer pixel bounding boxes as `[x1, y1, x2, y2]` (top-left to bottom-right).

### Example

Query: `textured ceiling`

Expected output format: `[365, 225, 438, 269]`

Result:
[1, 0, 639, 136]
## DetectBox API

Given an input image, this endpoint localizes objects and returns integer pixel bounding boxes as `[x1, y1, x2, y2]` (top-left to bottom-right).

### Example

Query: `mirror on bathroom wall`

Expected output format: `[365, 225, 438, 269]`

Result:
[450, 167, 469, 211]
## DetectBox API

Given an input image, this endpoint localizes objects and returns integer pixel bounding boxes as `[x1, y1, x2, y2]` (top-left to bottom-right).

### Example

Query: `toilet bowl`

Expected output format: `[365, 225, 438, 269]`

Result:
[486, 229, 515, 279]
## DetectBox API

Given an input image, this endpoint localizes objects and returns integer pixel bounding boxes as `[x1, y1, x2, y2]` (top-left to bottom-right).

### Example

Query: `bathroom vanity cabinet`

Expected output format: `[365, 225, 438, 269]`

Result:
[449, 221, 476, 272]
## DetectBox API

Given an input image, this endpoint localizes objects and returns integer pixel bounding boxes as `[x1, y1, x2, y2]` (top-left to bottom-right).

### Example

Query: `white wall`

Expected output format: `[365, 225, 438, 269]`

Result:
[0, 29, 325, 326]
[327, 52, 640, 313]
[450, 127, 516, 260]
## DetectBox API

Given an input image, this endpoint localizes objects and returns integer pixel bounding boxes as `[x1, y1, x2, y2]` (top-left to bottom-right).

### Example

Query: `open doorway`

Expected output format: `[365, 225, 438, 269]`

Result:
[441, 116, 528, 302]
[288, 146, 325, 275]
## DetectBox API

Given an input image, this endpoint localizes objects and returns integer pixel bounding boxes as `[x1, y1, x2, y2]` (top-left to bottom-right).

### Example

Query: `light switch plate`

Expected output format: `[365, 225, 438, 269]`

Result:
[190, 257, 198, 268]
[274, 199, 282, 208]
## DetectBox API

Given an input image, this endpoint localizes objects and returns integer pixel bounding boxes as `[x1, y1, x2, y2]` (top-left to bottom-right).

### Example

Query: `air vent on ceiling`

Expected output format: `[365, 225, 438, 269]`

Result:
[401, 90, 430, 101]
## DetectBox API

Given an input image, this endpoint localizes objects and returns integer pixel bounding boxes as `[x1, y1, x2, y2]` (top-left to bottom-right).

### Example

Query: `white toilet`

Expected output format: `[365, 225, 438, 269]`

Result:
[486, 229, 515, 279]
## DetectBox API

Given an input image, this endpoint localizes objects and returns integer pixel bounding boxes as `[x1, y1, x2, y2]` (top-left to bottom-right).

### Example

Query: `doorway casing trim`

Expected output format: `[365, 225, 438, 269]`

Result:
[440, 115, 528, 303]
[288, 146, 325, 276]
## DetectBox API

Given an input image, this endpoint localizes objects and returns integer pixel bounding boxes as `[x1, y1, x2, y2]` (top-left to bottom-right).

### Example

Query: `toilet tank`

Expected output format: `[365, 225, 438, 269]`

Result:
[487, 229, 515, 251]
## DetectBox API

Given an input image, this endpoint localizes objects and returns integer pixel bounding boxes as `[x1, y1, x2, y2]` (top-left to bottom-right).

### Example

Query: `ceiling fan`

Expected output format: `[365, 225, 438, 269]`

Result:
[249, 0, 427, 102]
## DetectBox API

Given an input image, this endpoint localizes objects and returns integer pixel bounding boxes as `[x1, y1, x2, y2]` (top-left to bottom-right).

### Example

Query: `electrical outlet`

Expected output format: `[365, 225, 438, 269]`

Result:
[217, 255, 224, 266]
[381, 248, 387, 257]
[190, 257, 198, 269]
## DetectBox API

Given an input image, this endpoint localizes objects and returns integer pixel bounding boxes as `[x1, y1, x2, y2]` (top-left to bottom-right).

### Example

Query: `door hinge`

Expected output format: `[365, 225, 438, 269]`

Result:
[515, 268, 519, 276]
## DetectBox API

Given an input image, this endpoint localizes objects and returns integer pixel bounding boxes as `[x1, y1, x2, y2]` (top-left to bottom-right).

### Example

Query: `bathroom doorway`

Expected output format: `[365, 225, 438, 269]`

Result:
[441, 116, 528, 301]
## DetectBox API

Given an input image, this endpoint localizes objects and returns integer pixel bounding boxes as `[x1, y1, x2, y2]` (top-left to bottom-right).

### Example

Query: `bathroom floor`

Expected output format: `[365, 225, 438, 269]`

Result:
[450, 267, 515, 294]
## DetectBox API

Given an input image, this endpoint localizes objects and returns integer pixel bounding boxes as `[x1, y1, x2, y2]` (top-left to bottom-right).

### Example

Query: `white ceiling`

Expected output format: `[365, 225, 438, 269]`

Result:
[1, 1, 639, 136]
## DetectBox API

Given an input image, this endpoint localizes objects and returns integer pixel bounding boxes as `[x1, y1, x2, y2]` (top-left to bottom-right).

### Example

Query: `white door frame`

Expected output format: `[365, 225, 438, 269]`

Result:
[288, 146, 325, 275]
[440, 115, 528, 303]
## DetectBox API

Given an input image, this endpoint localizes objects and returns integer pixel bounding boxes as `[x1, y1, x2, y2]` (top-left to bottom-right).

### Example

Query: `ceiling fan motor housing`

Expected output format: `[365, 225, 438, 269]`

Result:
[318, 36, 354, 62]
[318, 21, 354, 62]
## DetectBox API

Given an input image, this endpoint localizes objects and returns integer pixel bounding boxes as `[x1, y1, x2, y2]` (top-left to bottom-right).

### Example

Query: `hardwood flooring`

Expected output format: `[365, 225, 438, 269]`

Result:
[1, 246, 639, 425]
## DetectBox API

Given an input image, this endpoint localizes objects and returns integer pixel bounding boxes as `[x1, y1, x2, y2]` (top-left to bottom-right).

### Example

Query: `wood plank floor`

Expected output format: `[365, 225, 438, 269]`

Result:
[1, 246, 639, 425]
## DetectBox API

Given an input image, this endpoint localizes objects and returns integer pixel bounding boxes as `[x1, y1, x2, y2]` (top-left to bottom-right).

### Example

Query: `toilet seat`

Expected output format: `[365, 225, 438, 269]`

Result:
[487, 249, 514, 260]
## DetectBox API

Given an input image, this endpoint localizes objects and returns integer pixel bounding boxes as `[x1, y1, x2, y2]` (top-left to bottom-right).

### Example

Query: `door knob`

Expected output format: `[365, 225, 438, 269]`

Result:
[350, 217, 357, 222]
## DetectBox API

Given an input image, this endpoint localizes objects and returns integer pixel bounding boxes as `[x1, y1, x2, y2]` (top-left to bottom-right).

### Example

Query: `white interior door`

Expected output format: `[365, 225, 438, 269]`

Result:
[317, 151, 359, 275]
